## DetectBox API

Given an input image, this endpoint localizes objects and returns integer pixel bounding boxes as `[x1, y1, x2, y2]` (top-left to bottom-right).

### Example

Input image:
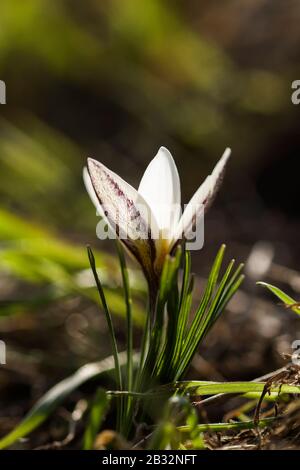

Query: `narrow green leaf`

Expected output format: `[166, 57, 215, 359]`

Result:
[177, 417, 275, 433]
[115, 241, 135, 435]
[257, 282, 300, 315]
[158, 247, 183, 380]
[170, 252, 193, 374]
[179, 245, 226, 365]
[87, 246, 124, 431]
[105, 379, 300, 400]
[140, 248, 182, 389]
[83, 389, 110, 450]
[176, 253, 239, 379]
[175, 380, 300, 396]
[116, 242, 133, 399]
[147, 396, 194, 450]
[87, 247, 122, 393]
[0, 352, 132, 450]
[205, 267, 245, 334]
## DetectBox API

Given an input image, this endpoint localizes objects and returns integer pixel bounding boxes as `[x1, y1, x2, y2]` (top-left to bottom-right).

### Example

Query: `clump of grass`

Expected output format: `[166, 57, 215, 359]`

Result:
[87, 242, 244, 437]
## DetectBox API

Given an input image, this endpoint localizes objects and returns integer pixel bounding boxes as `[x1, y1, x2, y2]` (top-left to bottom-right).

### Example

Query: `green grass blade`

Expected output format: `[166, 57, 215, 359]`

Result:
[176, 256, 235, 379]
[170, 252, 193, 373]
[83, 388, 110, 450]
[177, 417, 275, 433]
[0, 352, 131, 450]
[116, 241, 133, 423]
[105, 379, 300, 400]
[257, 282, 300, 315]
[139, 250, 181, 389]
[157, 247, 183, 381]
[196, 258, 235, 331]
[87, 247, 122, 392]
[175, 381, 300, 396]
[179, 245, 226, 359]
[203, 266, 245, 335]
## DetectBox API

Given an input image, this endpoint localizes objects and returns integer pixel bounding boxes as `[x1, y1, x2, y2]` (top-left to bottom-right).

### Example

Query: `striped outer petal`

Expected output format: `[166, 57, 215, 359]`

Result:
[87, 158, 160, 283]
[172, 148, 231, 246]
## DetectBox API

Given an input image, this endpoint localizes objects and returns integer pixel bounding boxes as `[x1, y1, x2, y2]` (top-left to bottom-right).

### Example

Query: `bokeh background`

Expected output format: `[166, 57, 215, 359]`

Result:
[1, 0, 300, 445]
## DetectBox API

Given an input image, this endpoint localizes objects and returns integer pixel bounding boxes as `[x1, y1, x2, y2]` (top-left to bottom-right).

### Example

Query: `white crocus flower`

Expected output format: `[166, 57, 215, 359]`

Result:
[84, 147, 230, 287]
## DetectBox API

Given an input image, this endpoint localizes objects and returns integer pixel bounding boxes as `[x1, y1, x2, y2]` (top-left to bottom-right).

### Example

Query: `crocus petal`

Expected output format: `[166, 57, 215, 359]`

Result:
[83, 167, 104, 217]
[84, 166, 117, 239]
[87, 158, 159, 281]
[173, 148, 231, 245]
[138, 147, 181, 240]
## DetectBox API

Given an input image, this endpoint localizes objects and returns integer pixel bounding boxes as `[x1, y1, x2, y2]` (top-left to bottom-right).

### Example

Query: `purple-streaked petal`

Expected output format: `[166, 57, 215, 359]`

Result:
[83, 167, 104, 217]
[87, 158, 159, 281]
[173, 148, 231, 246]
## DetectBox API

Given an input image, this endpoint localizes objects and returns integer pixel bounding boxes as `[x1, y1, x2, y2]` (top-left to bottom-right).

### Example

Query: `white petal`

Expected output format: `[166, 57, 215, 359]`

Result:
[83, 167, 104, 217]
[87, 158, 159, 278]
[84, 166, 117, 239]
[173, 148, 231, 245]
[138, 147, 181, 239]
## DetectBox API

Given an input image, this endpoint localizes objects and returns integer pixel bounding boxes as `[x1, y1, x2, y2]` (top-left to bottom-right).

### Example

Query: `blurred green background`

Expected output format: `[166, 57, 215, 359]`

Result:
[1, 0, 300, 437]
